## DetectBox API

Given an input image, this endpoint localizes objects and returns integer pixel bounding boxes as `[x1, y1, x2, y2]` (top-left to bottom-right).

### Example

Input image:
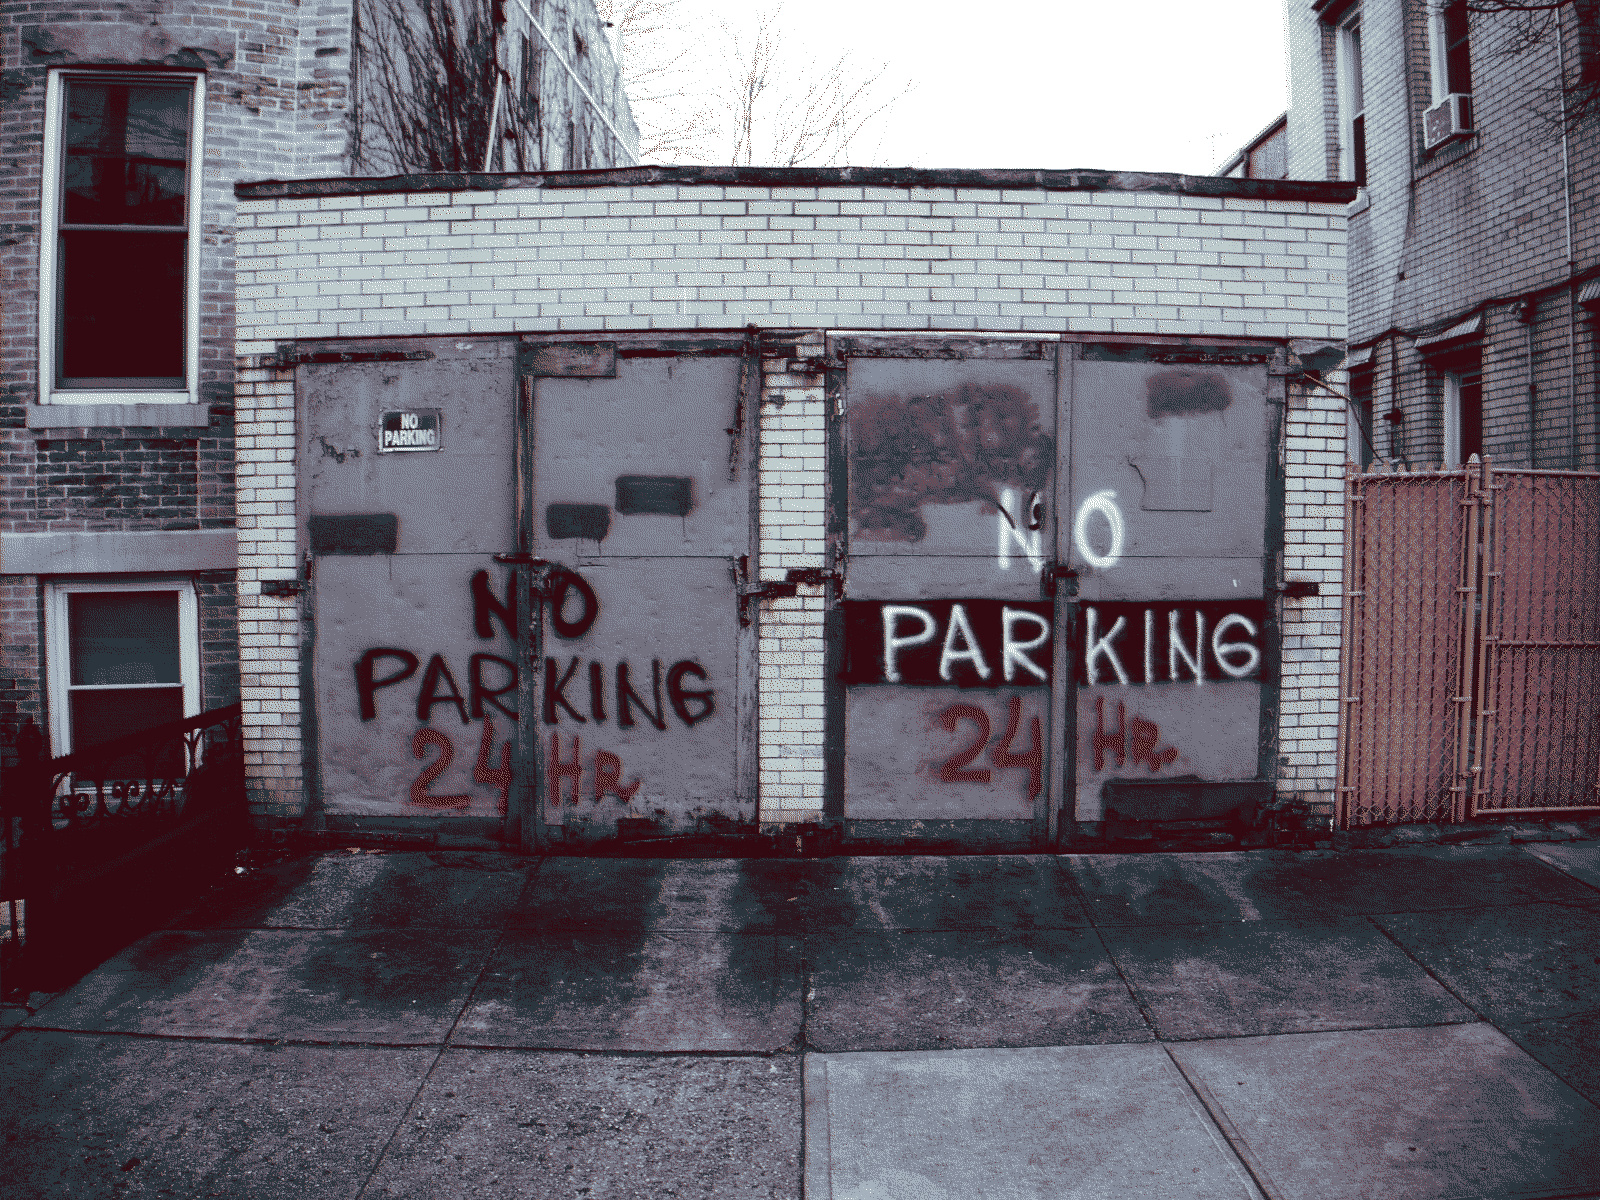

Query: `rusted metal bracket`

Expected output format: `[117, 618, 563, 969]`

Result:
[1280, 580, 1321, 598]
[736, 578, 796, 626]
[732, 558, 839, 625]
[791, 356, 843, 373]
[784, 565, 839, 589]
[262, 348, 434, 369]
[1041, 563, 1078, 597]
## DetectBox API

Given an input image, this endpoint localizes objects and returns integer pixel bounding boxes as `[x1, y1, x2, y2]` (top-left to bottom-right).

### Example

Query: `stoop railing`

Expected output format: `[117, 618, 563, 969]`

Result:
[1338, 459, 1600, 828]
[1, 703, 245, 994]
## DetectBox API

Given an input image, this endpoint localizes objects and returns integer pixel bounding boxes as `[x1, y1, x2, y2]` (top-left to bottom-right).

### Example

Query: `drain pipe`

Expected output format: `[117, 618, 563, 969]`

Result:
[1557, 9, 1578, 467]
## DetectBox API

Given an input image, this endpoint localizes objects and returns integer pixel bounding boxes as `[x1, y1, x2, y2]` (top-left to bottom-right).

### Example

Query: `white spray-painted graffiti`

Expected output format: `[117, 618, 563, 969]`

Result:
[996, 486, 1045, 572]
[1073, 490, 1126, 570]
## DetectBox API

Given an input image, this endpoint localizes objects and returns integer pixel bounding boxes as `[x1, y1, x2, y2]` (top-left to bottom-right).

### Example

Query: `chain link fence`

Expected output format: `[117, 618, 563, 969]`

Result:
[1338, 460, 1600, 828]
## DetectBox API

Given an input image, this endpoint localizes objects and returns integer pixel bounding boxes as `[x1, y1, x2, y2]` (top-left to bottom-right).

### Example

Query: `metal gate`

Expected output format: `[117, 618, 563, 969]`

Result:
[1337, 460, 1600, 826]
[832, 338, 1281, 847]
[302, 340, 521, 843]
[522, 337, 756, 844]
[1473, 467, 1600, 816]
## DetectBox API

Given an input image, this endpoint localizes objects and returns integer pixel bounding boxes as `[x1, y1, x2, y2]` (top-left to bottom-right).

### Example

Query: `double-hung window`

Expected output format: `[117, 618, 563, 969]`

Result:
[39, 71, 204, 405]
[1428, 0, 1473, 104]
[45, 579, 200, 761]
[1335, 12, 1366, 185]
[1442, 367, 1483, 467]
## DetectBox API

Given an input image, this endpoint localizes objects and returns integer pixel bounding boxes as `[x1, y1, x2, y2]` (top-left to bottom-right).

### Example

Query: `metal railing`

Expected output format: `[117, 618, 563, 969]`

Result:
[1, 703, 245, 994]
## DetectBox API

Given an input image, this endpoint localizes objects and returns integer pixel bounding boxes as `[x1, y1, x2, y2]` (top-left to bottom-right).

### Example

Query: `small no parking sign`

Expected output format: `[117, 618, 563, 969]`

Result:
[378, 409, 441, 452]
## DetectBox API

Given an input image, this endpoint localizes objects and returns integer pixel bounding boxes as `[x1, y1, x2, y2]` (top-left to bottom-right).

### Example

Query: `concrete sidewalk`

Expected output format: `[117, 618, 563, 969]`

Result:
[2, 842, 1598, 1198]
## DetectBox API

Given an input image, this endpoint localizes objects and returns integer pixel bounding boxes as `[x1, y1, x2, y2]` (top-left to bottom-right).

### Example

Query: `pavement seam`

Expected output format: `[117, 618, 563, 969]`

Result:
[1056, 857, 1164, 1038]
[1363, 911, 1496, 1024]
[1160, 1045, 1283, 1200]
[351, 856, 544, 1199]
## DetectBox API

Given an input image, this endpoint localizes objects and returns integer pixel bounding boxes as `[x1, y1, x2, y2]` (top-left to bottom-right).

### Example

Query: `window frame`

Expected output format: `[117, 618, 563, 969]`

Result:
[1347, 366, 1375, 468]
[1334, 10, 1367, 185]
[38, 68, 205, 407]
[1428, 0, 1473, 105]
[1441, 366, 1483, 467]
[44, 576, 201, 759]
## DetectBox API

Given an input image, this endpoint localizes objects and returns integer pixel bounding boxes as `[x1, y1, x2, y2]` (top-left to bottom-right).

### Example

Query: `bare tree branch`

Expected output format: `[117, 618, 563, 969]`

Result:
[714, 5, 909, 167]
[594, 0, 719, 161]
[1442, 0, 1600, 133]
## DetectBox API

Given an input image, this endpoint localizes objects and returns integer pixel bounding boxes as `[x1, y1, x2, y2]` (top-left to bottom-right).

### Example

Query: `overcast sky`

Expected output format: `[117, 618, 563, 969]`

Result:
[675, 0, 1288, 175]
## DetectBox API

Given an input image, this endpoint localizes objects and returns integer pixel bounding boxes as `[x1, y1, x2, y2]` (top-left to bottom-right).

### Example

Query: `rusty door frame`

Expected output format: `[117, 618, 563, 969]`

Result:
[1048, 341, 1078, 848]
[825, 334, 1065, 848]
[515, 332, 758, 844]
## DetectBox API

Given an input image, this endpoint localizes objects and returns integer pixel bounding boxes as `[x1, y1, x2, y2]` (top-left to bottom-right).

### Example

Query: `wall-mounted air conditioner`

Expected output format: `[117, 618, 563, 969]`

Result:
[1423, 93, 1473, 149]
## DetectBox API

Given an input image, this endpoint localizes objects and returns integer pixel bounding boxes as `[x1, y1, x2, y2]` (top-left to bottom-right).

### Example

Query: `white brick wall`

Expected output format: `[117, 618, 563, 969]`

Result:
[234, 365, 307, 817]
[232, 184, 1347, 356]
[233, 175, 1349, 826]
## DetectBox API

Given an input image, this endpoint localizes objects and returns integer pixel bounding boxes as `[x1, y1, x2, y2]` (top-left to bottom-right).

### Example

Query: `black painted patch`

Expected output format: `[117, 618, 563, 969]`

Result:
[546, 503, 612, 541]
[1146, 370, 1232, 418]
[1102, 778, 1271, 822]
[309, 513, 397, 555]
[615, 475, 694, 516]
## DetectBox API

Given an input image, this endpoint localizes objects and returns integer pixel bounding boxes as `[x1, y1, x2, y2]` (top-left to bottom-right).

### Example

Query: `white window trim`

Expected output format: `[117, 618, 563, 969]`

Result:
[1442, 371, 1463, 467]
[38, 69, 205, 407]
[1334, 11, 1364, 183]
[44, 576, 201, 759]
[1426, 4, 1466, 106]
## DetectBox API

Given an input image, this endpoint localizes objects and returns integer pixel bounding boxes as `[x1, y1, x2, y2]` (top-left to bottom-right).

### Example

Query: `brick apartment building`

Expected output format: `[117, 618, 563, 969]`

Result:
[1284, 0, 1600, 468]
[0, 0, 635, 775]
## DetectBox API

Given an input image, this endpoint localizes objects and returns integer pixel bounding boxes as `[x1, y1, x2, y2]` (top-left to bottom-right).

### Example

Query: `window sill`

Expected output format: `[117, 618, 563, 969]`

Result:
[30, 401, 211, 429]
[1346, 187, 1370, 217]
[1415, 133, 1478, 181]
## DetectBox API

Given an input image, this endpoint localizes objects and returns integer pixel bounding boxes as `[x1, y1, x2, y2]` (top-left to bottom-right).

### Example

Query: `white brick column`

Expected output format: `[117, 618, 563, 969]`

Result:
[1277, 378, 1348, 812]
[756, 333, 829, 827]
[234, 356, 308, 824]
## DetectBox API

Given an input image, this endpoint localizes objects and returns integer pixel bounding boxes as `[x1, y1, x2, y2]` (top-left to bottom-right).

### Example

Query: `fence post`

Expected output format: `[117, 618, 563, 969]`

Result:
[1335, 461, 1362, 830]
[1451, 457, 1485, 823]
[1468, 457, 1496, 818]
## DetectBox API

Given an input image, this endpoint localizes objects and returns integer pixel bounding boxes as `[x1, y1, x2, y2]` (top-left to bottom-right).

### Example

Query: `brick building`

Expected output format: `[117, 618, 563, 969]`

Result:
[0, 0, 635, 773]
[229, 167, 1354, 847]
[1284, 0, 1600, 467]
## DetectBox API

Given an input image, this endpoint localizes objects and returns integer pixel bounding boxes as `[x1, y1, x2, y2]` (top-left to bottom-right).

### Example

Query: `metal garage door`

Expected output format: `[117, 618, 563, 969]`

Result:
[836, 339, 1064, 847]
[523, 338, 756, 844]
[833, 338, 1279, 848]
[302, 339, 521, 844]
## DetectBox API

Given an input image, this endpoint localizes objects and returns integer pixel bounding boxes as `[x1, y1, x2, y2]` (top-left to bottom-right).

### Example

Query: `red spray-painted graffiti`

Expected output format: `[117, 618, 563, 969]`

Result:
[1092, 696, 1180, 774]
[547, 732, 643, 806]
[360, 566, 710, 815]
[406, 715, 515, 812]
[934, 695, 1043, 801]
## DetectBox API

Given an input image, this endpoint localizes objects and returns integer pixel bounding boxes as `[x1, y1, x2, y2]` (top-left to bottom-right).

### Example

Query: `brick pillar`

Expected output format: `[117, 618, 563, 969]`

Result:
[1277, 376, 1348, 815]
[234, 356, 307, 829]
[756, 332, 828, 827]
